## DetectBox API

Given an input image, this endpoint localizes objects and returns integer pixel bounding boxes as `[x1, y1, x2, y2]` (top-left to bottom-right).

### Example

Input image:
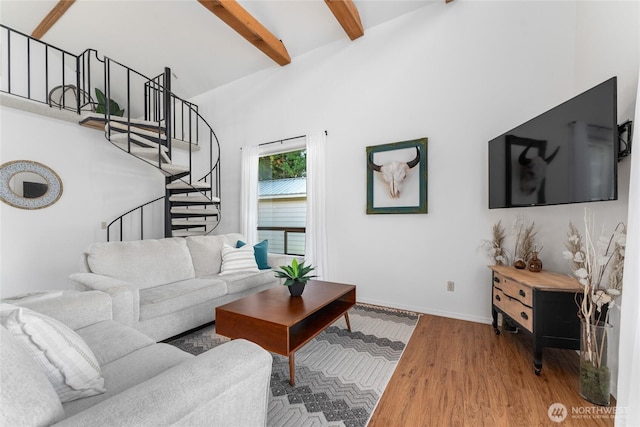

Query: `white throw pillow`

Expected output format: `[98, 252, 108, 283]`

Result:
[0, 304, 106, 403]
[219, 243, 259, 275]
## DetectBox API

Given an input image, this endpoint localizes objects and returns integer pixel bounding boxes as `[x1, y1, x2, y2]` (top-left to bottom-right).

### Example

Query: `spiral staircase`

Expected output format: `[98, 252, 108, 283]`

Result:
[1, 25, 221, 241]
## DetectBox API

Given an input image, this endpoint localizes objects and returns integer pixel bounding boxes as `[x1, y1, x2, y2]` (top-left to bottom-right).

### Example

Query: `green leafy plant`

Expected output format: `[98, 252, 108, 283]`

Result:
[274, 258, 316, 287]
[94, 88, 125, 116]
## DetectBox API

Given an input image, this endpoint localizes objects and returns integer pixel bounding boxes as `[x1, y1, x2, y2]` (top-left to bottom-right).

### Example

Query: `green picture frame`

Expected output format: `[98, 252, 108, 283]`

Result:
[366, 138, 428, 214]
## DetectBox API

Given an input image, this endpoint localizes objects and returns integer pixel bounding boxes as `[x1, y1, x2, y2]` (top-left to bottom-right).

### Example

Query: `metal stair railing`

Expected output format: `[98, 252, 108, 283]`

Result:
[99, 59, 221, 241]
[1, 24, 222, 241]
[106, 196, 165, 242]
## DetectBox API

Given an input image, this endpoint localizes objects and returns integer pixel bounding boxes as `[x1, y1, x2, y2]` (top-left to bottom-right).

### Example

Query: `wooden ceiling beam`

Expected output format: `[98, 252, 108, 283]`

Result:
[324, 0, 364, 41]
[32, 0, 76, 39]
[198, 0, 291, 66]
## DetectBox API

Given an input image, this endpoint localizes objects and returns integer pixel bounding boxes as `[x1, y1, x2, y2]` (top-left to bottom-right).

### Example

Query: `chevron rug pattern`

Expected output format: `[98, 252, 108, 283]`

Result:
[167, 304, 419, 427]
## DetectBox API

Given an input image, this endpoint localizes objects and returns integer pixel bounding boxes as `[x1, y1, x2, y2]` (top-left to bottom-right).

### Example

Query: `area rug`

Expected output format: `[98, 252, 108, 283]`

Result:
[167, 304, 419, 427]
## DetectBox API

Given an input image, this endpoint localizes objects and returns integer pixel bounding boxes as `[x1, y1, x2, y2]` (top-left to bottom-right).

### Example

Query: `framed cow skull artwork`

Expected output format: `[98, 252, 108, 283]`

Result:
[366, 138, 428, 214]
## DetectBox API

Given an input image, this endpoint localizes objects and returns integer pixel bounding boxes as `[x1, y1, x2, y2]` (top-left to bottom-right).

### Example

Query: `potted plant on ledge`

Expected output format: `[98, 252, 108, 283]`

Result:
[274, 258, 316, 297]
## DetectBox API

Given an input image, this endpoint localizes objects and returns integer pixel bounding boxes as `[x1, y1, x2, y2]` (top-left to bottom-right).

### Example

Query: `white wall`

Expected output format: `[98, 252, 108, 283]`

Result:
[192, 1, 637, 322]
[0, 106, 165, 297]
[0, 0, 636, 394]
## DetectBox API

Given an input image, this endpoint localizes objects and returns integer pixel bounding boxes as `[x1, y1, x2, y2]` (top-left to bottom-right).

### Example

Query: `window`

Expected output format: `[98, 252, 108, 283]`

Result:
[257, 149, 306, 255]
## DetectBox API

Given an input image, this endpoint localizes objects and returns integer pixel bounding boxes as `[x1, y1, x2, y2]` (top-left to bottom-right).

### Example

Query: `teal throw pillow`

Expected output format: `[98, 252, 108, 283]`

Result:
[236, 240, 271, 270]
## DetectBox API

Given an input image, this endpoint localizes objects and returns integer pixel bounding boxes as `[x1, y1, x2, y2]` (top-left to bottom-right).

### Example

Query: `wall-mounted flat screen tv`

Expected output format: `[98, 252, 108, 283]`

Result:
[488, 77, 618, 209]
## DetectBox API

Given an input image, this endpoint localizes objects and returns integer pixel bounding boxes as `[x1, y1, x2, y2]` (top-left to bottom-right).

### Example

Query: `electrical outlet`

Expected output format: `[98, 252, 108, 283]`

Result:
[101, 222, 107, 229]
[447, 281, 455, 292]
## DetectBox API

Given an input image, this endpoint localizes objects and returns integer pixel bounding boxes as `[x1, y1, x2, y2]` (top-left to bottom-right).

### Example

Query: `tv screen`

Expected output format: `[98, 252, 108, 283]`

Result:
[488, 77, 618, 209]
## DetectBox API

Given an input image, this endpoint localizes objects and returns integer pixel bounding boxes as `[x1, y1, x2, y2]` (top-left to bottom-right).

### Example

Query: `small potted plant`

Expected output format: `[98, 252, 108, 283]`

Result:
[95, 88, 125, 117]
[274, 258, 316, 296]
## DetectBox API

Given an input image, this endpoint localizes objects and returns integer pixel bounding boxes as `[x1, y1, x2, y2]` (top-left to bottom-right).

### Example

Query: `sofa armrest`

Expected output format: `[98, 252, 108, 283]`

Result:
[267, 252, 287, 270]
[10, 290, 112, 330]
[69, 273, 140, 327]
[56, 339, 272, 427]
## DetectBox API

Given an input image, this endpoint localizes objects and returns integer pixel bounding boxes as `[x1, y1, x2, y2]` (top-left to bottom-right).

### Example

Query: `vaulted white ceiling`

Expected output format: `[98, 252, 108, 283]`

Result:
[0, 0, 433, 99]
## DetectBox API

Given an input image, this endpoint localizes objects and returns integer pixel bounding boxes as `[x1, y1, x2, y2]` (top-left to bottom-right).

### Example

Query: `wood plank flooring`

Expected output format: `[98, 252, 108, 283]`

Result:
[368, 314, 616, 427]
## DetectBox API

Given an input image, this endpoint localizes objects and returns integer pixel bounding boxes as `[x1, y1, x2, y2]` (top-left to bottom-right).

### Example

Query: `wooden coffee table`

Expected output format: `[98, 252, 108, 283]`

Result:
[215, 280, 356, 385]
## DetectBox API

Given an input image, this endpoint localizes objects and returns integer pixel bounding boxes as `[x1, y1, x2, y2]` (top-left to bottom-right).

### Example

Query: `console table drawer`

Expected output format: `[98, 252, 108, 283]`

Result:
[493, 286, 533, 333]
[490, 265, 582, 375]
[494, 273, 532, 307]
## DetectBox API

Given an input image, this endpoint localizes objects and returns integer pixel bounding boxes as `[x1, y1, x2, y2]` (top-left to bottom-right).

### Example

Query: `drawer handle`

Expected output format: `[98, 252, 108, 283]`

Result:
[494, 277, 500, 283]
[520, 312, 529, 320]
[519, 290, 526, 297]
[495, 295, 501, 302]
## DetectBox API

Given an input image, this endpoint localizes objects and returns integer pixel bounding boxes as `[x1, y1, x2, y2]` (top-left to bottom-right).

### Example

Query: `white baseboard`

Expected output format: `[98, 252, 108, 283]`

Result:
[357, 297, 493, 325]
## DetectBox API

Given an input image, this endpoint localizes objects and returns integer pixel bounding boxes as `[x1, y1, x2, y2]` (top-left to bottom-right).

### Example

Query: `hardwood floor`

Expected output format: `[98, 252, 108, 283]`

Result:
[368, 314, 616, 427]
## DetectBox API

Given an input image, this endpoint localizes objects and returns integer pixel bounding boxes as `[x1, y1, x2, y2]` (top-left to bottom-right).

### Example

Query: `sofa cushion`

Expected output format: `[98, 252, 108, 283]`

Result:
[87, 238, 195, 289]
[0, 304, 106, 403]
[62, 343, 194, 418]
[139, 278, 228, 320]
[204, 270, 276, 294]
[0, 326, 65, 426]
[76, 320, 155, 366]
[185, 234, 227, 276]
[220, 244, 259, 275]
[221, 232, 246, 248]
[237, 239, 271, 270]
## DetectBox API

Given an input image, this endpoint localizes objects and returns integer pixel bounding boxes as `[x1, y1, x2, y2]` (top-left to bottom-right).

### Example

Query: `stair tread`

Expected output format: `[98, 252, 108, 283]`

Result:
[160, 164, 189, 175]
[171, 207, 219, 215]
[82, 112, 165, 129]
[108, 120, 167, 140]
[110, 131, 168, 150]
[166, 181, 211, 190]
[172, 219, 219, 226]
[111, 140, 171, 164]
[169, 194, 213, 202]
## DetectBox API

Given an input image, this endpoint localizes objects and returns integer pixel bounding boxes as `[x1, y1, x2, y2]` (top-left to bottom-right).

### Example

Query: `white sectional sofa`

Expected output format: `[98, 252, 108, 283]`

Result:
[69, 233, 284, 341]
[1, 290, 272, 426]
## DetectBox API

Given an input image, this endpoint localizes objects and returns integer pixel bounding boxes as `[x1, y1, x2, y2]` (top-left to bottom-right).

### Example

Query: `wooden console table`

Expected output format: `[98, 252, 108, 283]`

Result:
[489, 265, 581, 375]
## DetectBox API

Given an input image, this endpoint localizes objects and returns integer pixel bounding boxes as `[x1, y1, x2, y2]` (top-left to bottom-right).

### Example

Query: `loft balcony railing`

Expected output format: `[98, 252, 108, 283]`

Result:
[0, 24, 92, 112]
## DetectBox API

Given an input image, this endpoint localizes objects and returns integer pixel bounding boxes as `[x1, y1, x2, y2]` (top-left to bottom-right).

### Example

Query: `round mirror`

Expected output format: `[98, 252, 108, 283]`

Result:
[0, 161, 63, 209]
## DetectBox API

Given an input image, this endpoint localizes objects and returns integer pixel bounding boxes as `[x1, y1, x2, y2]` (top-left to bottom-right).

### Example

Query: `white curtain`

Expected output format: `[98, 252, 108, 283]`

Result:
[240, 144, 260, 244]
[615, 77, 640, 427]
[305, 131, 328, 280]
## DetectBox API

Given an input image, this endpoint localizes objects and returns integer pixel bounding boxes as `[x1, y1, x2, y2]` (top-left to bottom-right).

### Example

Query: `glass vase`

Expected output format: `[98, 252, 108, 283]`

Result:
[528, 251, 542, 272]
[579, 320, 611, 406]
